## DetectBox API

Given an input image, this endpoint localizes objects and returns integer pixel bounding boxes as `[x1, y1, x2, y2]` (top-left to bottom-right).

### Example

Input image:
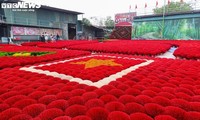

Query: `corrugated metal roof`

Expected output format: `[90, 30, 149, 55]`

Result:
[1, 0, 83, 15]
[41, 5, 83, 15]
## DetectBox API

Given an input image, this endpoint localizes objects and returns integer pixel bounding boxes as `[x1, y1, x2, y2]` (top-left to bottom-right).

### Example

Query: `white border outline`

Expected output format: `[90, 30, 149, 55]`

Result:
[20, 55, 154, 88]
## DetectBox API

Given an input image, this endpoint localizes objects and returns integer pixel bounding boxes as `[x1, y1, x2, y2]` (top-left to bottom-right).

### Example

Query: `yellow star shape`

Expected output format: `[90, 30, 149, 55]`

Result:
[70, 58, 122, 69]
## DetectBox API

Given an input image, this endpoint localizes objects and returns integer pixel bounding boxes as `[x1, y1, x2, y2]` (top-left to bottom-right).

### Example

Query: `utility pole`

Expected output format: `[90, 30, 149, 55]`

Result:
[162, 0, 166, 39]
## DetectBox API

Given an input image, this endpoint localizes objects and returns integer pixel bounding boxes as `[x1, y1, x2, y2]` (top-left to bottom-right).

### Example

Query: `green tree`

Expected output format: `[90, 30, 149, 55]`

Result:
[99, 18, 104, 26]
[104, 16, 114, 29]
[82, 18, 91, 26]
[153, 1, 192, 14]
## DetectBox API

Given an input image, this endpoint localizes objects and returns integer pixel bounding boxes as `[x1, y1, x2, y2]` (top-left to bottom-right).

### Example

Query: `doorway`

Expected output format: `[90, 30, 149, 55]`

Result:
[68, 24, 76, 39]
[0, 24, 8, 38]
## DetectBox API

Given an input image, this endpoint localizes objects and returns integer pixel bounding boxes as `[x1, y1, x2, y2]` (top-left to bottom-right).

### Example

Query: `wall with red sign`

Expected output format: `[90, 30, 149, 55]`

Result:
[115, 12, 136, 27]
[11, 26, 62, 36]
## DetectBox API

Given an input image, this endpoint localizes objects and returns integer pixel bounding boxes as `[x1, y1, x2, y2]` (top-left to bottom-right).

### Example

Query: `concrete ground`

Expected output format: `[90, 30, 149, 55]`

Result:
[156, 46, 177, 59]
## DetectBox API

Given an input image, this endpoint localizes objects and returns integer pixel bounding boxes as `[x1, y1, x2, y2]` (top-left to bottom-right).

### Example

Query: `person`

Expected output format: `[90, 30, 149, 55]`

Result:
[53, 35, 57, 41]
[50, 34, 56, 42]
[50, 34, 53, 40]
[44, 32, 49, 42]
[40, 33, 45, 42]
[56, 33, 60, 40]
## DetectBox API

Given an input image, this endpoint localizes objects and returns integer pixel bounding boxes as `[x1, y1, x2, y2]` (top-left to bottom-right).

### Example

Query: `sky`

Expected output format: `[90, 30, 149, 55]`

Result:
[24, 0, 199, 20]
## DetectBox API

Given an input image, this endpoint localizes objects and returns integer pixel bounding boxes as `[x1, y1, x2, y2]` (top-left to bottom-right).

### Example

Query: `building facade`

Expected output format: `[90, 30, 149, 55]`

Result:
[77, 20, 105, 40]
[132, 11, 200, 40]
[0, 0, 82, 41]
[109, 12, 136, 40]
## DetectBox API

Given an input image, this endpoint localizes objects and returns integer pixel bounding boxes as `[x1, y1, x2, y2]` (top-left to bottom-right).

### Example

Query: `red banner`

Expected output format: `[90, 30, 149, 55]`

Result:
[53, 29, 62, 36]
[11, 26, 62, 36]
[25, 27, 40, 35]
[115, 12, 136, 27]
[12, 26, 25, 35]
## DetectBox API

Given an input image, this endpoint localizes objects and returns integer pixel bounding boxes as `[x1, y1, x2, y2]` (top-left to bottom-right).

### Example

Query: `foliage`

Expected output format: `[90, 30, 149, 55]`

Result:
[82, 18, 91, 26]
[153, 1, 192, 14]
[99, 18, 104, 26]
[104, 16, 114, 29]
[0, 51, 54, 57]
[89, 16, 114, 28]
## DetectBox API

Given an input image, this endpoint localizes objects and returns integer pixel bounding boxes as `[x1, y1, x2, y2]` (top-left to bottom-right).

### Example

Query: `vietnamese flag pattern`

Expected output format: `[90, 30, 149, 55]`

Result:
[20, 55, 154, 88]
[1, 40, 200, 119]
[1, 54, 200, 120]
